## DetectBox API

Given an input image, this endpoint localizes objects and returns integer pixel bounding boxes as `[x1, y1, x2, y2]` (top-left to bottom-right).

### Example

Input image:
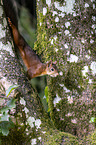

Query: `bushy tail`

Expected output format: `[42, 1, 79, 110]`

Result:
[3, 0, 18, 29]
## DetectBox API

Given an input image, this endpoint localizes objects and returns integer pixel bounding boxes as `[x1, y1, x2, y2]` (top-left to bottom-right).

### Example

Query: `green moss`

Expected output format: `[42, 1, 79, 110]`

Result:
[34, 9, 61, 62]
[35, 2, 95, 141]
[80, 129, 96, 144]
[19, 7, 37, 49]
[1, 125, 28, 144]
[64, 62, 84, 93]
[42, 129, 79, 144]
[86, 129, 96, 144]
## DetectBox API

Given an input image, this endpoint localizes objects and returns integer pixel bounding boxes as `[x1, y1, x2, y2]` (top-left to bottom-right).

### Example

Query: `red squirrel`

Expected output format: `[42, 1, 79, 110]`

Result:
[8, 18, 58, 79]
[3, 0, 58, 79]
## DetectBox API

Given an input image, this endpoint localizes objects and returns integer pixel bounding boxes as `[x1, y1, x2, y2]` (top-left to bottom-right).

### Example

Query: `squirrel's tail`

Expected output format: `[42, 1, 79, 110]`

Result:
[3, 0, 18, 29]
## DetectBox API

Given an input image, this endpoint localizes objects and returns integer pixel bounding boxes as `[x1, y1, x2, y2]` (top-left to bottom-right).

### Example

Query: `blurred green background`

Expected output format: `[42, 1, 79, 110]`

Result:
[19, 6, 48, 112]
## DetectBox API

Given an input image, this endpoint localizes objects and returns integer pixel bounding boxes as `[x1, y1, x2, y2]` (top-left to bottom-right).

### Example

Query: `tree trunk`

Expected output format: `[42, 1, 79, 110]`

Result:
[0, 0, 96, 144]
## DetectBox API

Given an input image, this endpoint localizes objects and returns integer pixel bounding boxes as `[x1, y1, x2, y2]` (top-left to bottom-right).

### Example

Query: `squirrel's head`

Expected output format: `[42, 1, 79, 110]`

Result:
[46, 60, 59, 77]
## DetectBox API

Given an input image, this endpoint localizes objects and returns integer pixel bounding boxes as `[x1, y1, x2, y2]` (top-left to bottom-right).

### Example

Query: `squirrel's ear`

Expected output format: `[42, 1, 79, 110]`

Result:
[47, 60, 52, 67]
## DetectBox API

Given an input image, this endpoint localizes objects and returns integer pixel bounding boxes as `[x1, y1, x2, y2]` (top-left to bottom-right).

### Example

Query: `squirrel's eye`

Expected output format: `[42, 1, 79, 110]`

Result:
[51, 68, 54, 71]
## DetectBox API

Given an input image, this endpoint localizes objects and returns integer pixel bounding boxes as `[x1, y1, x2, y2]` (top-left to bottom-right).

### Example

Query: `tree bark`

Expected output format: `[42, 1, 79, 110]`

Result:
[0, 0, 96, 144]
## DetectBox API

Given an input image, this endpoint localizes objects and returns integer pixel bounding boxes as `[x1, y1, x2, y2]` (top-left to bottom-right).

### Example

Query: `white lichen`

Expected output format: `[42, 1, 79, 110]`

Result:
[54, 35, 57, 41]
[90, 39, 94, 43]
[27, 117, 41, 129]
[1, 77, 13, 90]
[55, 17, 59, 22]
[65, 22, 70, 28]
[52, 11, 58, 16]
[27, 117, 35, 128]
[55, 48, 58, 52]
[0, 41, 15, 57]
[38, 137, 41, 140]
[43, 7, 47, 15]
[93, 4, 95, 9]
[82, 66, 89, 76]
[51, 39, 53, 45]
[63, 87, 70, 93]
[54, 0, 75, 14]
[20, 97, 26, 106]
[71, 119, 77, 123]
[90, 61, 96, 76]
[67, 96, 73, 104]
[3, 18, 7, 28]
[53, 94, 61, 107]
[64, 30, 70, 35]
[64, 43, 68, 49]
[42, 131, 46, 134]
[0, 6, 3, 17]
[88, 79, 93, 84]
[57, 108, 60, 111]
[91, 24, 96, 29]
[81, 38, 85, 43]
[23, 107, 29, 116]
[67, 50, 70, 55]
[66, 112, 72, 116]
[31, 139, 37, 145]
[92, 16, 95, 21]
[60, 117, 64, 120]
[58, 32, 62, 34]
[73, 12, 76, 16]
[85, 55, 90, 59]
[40, 22, 42, 26]
[46, 0, 51, 7]
[85, 3, 89, 7]
[59, 13, 65, 17]
[0, 24, 6, 38]
[69, 54, 78, 63]
[35, 119, 41, 129]
[59, 84, 64, 87]
[59, 71, 63, 76]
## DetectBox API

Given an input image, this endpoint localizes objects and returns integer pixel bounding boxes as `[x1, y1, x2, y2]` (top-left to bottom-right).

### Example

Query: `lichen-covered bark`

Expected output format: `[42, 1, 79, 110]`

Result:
[0, 1, 51, 144]
[35, 0, 96, 141]
[0, 0, 96, 144]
